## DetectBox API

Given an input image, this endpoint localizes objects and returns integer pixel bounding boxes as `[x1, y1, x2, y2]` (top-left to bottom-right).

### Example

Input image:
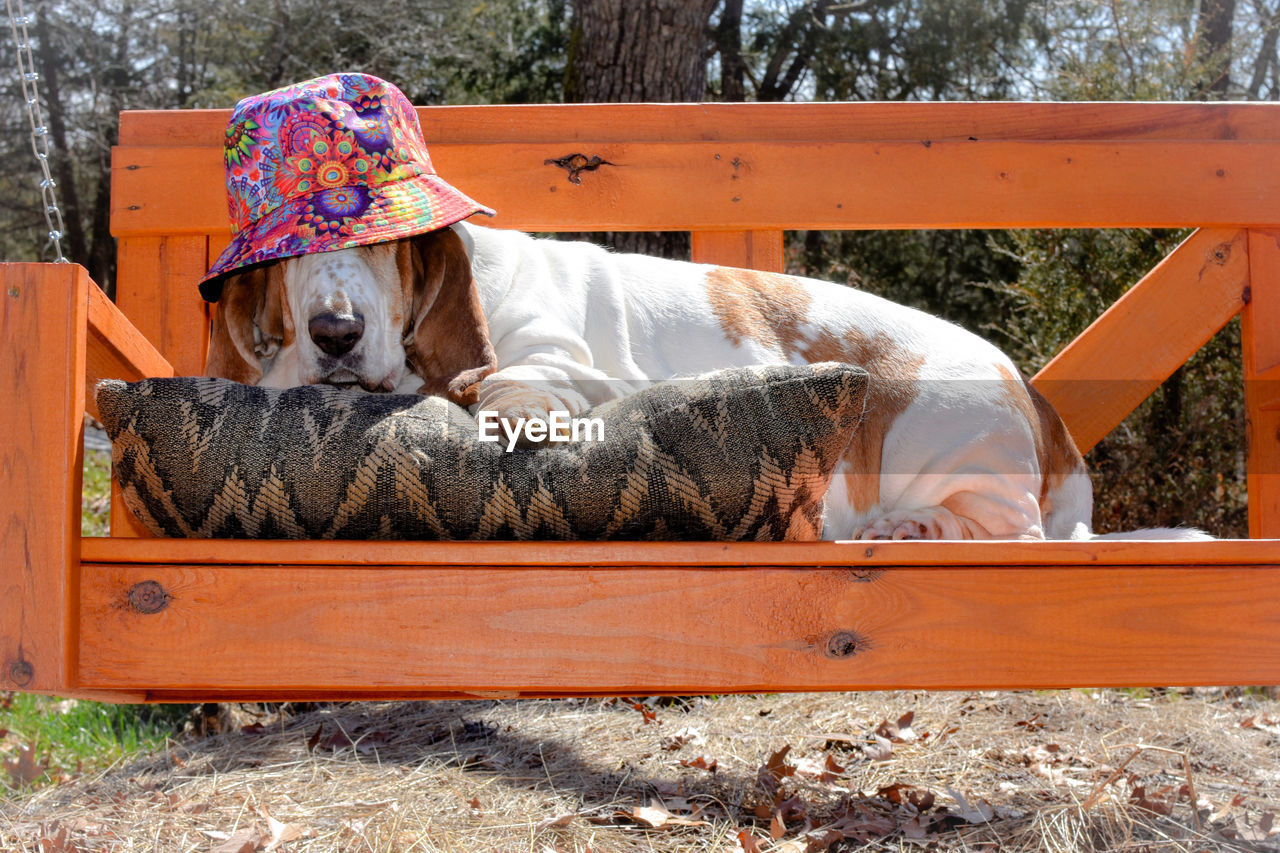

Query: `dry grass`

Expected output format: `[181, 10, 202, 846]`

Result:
[3, 689, 1278, 852]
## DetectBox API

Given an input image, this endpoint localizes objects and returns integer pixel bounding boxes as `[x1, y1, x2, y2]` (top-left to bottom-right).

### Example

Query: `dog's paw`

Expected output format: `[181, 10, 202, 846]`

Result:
[852, 514, 938, 541]
[476, 393, 570, 448]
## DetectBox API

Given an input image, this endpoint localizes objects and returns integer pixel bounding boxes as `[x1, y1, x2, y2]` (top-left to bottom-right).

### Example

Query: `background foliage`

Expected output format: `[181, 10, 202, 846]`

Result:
[3, 0, 1272, 536]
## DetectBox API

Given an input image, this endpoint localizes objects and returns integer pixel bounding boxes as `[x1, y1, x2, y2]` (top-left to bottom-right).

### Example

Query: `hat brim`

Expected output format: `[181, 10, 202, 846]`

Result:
[199, 174, 494, 302]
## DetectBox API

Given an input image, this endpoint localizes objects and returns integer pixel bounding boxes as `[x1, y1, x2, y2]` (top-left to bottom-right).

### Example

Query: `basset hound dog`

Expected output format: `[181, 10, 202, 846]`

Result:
[204, 223, 1207, 541]
[201, 73, 1204, 540]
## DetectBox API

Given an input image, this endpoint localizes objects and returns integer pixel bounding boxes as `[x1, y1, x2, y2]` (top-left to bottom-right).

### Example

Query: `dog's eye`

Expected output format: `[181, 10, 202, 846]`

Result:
[254, 326, 283, 360]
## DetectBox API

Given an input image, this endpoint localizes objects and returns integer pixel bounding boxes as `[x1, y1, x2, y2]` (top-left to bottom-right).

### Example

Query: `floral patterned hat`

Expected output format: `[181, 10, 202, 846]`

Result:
[199, 73, 494, 301]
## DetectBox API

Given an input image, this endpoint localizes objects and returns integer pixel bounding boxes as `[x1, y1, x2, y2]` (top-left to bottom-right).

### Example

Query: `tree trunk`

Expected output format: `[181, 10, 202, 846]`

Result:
[566, 0, 717, 258]
[33, 5, 87, 266]
[1193, 0, 1236, 97]
[716, 0, 745, 101]
[568, 0, 716, 102]
[86, 0, 135, 296]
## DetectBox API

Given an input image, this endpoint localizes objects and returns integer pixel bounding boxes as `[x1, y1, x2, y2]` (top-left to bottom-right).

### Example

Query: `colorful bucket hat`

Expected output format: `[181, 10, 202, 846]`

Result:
[199, 73, 494, 301]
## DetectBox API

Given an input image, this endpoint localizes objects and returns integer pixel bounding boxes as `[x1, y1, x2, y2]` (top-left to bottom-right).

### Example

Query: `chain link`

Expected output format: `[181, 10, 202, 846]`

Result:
[7, 0, 67, 262]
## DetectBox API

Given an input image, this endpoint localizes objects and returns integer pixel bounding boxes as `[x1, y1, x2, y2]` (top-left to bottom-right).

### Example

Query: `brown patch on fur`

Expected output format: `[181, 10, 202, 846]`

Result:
[706, 267, 813, 352]
[994, 364, 1085, 515]
[706, 267, 924, 514]
[205, 264, 286, 384]
[398, 229, 497, 407]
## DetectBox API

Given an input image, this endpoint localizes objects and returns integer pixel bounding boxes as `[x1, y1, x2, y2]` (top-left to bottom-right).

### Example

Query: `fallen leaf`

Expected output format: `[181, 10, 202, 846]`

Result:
[36, 823, 83, 853]
[661, 726, 706, 752]
[210, 828, 262, 853]
[1015, 714, 1045, 730]
[901, 816, 930, 839]
[263, 814, 307, 851]
[793, 753, 848, 783]
[765, 745, 795, 779]
[679, 756, 717, 773]
[862, 735, 893, 762]
[318, 730, 354, 751]
[1241, 714, 1280, 735]
[1129, 785, 1173, 817]
[538, 813, 577, 830]
[876, 711, 918, 744]
[736, 829, 765, 852]
[4, 741, 47, 787]
[652, 779, 685, 798]
[775, 795, 808, 823]
[618, 802, 708, 828]
[628, 700, 660, 725]
[946, 786, 995, 824]
[830, 808, 898, 841]
[757, 745, 797, 799]
[805, 829, 846, 852]
[354, 730, 393, 754]
[305, 726, 323, 753]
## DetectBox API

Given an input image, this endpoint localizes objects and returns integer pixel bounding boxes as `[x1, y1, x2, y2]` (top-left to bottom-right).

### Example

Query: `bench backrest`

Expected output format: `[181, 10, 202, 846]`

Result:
[110, 102, 1280, 535]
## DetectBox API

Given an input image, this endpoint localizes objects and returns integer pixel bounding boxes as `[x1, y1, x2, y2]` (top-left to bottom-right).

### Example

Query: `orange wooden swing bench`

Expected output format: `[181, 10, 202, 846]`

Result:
[2, 101, 1279, 703]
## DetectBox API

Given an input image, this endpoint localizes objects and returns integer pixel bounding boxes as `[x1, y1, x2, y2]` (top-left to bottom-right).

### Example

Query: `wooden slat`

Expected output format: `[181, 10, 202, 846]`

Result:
[88, 279, 169, 538]
[112, 141, 1280, 237]
[86, 280, 174, 421]
[112, 237, 206, 538]
[78, 537, 1279, 567]
[1245, 229, 1280, 537]
[76, 561, 1280, 697]
[1032, 229, 1249, 452]
[0, 264, 87, 695]
[117, 102, 1280, 148]
[114, 236, 210, 376]
[691, 230, 784, 271]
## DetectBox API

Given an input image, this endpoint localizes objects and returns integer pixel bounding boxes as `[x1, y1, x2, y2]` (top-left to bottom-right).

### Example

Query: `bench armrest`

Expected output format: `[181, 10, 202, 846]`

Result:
[87, 278, 174, 421]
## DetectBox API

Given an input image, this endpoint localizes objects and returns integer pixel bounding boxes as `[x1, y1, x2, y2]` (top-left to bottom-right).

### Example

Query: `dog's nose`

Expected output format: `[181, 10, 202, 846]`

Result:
[309, 312, 365, 356]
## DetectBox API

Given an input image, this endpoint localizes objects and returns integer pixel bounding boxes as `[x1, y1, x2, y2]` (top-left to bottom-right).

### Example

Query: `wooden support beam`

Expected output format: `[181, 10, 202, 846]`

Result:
[119, 102, 1280, 148]
[115, 236, 210, 377]
[86, 282, 172, 540]
[86, 281, 174, 421]
[1245, 229, 1280, 537]
[78, 536, 1277, 568]
[1032, 228, 1249, 453]
[113, 141, 1280, 237]
[76, 555, 1280, 698]
[0, 264, 88, 695]
[691, 230, 784, 271]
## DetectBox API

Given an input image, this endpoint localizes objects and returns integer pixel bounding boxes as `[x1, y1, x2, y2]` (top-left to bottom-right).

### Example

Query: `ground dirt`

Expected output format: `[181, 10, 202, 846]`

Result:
[3, 689, 1279, 852]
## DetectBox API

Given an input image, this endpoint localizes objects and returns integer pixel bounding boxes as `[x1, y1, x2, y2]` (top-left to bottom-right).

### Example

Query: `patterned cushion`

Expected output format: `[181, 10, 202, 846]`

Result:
[94, 363, 867, 541]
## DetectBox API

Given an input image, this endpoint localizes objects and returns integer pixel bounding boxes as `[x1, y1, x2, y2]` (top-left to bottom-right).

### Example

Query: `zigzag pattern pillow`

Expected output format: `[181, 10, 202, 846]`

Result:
[94, 363, 867, 541]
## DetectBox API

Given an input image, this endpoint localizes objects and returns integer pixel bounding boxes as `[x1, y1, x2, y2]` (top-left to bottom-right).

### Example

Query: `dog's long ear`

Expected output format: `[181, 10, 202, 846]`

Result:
[204, 264, 286, 384]
[397, 229, 496, 406]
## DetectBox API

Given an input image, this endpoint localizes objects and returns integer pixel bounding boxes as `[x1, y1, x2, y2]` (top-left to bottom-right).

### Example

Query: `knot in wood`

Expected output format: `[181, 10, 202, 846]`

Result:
[825, 631, 865, 659]
[6, 659, 34, 687]
[544, 153, 612, 185]
[128, 580, 171, 614]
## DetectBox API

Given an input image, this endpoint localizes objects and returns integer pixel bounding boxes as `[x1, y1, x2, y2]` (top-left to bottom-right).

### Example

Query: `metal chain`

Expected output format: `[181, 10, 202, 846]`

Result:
[7, 0, 67, 262]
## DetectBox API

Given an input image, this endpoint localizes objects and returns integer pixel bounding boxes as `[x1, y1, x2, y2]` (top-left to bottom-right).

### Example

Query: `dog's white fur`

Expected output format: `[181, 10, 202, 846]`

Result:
[207, 223, 1207, 541]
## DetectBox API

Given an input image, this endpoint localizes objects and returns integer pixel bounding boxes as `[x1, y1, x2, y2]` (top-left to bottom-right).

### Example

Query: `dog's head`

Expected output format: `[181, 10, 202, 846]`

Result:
[204, 228, 495, 405]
